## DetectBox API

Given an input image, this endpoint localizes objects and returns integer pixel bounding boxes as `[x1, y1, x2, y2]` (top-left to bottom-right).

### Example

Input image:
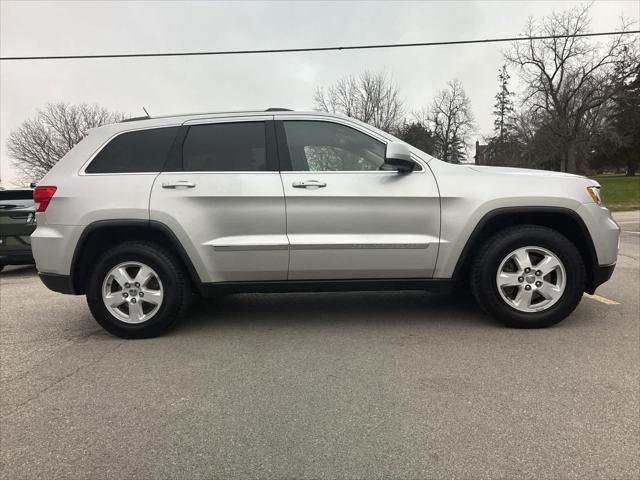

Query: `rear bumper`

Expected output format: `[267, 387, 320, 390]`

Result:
[586, 263, 616, 294]
[0, 250, 34, 266]
[39, 272, 77, 294]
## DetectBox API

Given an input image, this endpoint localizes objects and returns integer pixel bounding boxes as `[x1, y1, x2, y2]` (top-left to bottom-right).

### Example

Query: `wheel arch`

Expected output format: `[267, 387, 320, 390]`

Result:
[452, 206, 599, 293]
[70, 219, 203, 295]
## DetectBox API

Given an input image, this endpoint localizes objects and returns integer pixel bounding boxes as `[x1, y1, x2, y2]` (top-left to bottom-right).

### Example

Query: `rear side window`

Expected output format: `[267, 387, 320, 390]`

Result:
[182, 122, 266, 172]
[86, 127, 178, 173]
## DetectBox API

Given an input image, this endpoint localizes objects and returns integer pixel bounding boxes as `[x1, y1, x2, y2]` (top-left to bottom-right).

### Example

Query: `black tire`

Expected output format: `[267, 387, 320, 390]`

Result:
[471, 225, 585, 328]
[86, 241, 190, 338]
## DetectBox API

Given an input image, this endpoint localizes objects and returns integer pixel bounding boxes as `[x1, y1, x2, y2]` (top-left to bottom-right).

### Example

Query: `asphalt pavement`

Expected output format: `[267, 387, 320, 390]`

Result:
[1, 212, 638, 479]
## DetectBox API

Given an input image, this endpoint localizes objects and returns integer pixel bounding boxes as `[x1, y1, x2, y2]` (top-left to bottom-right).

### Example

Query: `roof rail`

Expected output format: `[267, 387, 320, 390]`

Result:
[265, 107, 292, 112]
[120, 115, 151, 123]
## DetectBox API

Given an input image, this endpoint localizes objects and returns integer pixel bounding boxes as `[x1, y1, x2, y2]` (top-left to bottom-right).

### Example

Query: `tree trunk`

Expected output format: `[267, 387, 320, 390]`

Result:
[626, 161, 638, 176]
[566, 142, 578, 174]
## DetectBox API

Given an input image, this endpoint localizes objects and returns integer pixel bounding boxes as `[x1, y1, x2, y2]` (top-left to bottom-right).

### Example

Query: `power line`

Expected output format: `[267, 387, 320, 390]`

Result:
[1, 30, 638, 61]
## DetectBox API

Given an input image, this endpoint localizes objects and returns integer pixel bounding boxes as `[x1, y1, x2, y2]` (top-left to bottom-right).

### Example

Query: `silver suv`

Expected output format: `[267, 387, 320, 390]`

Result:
[32, 109, 620, 338]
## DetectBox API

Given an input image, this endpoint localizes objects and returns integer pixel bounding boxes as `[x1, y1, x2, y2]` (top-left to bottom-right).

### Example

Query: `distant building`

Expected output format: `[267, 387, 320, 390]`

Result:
[474, 139, 527, 168]
[474, 140, 495, 165]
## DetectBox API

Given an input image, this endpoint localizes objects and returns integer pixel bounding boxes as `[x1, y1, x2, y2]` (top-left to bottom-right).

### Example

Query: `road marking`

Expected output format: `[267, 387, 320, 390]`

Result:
[615, 221, 640, 224]
[583, 293, 620, 305]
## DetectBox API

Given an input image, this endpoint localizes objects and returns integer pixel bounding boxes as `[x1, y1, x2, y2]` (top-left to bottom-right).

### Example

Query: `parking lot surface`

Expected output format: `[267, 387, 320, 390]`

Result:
[1, 213, 638, 479]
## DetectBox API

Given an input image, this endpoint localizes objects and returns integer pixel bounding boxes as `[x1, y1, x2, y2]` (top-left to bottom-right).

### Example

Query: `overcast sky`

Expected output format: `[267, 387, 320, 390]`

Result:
[1, 0, 637, 186]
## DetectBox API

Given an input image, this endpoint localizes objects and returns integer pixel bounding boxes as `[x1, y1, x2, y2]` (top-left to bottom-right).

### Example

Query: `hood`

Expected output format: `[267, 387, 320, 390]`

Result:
[467, 165, 587, 179]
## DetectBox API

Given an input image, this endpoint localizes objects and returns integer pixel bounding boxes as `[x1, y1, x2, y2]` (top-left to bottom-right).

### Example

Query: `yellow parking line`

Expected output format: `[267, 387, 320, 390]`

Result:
[583, 293, 620, 305]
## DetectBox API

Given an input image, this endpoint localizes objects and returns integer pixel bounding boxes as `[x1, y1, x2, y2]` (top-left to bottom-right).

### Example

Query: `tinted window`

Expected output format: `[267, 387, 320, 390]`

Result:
[283, 121, 385, 172]
[86, 127, 178, 173]
[182, 122, 266, 172]
[0, 190, 33, 208]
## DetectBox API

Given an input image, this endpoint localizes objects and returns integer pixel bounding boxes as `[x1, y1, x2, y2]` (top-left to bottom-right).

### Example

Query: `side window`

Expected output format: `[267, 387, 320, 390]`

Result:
[86, 127, 178, 173]
[182, 122, 266, 172]
[283, 121, 385, 172]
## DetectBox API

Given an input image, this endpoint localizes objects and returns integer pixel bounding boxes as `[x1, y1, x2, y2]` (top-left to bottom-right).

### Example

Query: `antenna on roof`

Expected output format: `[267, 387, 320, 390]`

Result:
[142, 106, 151, 117]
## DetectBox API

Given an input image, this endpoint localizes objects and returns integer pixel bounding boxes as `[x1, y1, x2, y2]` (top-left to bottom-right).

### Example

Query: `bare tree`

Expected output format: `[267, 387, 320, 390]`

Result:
[7, 103, 125, 183]
[505, 4, 637, 173]
[314, 71, 404, 132]
[426, 79, 475, 163]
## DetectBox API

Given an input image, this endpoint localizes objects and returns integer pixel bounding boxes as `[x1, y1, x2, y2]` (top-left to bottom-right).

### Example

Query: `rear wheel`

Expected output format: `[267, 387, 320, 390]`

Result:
[87, 241, 190, 338]
[471, 226, 585, 328]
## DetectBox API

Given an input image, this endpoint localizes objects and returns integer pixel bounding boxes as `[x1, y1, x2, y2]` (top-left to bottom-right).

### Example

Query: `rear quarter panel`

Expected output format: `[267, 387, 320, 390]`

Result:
[32, 125, 159, 274]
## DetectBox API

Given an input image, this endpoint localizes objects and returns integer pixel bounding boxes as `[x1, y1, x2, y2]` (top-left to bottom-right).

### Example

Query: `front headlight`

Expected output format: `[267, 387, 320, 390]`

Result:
[587, 186, 603, 206]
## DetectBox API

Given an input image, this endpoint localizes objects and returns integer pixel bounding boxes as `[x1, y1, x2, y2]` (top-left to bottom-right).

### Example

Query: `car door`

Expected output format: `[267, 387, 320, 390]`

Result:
[277, 117, 440, 280]
[149, 117, 288, 283]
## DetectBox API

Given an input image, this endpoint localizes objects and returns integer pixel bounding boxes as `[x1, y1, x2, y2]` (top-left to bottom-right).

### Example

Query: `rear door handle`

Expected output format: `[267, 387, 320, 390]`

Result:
[292, 180, 327, 188]
[162, 181, 196, 189]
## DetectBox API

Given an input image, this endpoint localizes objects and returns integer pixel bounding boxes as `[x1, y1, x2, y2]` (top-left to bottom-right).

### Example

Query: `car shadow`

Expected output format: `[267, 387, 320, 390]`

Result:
[171, 290, 498, 336]
[0, 264, 37, 277]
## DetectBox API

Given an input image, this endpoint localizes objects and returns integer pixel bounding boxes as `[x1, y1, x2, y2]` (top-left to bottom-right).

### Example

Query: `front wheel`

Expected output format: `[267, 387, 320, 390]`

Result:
[86, 241, 190, 338]
[471, 226, 586, 328]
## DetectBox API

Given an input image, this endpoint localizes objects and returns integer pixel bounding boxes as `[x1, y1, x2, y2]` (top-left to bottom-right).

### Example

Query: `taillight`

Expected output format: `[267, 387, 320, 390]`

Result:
[33, 186, 57, 212]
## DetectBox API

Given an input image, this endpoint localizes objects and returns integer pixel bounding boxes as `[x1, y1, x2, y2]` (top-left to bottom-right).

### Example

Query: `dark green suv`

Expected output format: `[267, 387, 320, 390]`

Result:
[0, 189, 35, 272]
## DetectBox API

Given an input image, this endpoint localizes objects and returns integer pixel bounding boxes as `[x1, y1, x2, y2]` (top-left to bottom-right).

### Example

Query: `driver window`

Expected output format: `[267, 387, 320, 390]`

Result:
[283, 121, 385, 171]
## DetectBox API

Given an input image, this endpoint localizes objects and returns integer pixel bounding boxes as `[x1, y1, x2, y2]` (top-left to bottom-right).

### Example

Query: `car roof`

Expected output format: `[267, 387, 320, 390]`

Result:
[118, 108, 341, 125]
[86, 109, 396, 141]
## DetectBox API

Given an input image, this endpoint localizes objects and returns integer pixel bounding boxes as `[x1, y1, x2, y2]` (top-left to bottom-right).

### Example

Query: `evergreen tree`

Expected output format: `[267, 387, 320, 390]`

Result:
[395, 121, 436, 155]
[493, 64, 514, 148]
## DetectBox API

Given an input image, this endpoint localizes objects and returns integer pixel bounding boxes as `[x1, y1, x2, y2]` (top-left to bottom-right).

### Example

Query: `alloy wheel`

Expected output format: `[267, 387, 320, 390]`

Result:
[495, 246, 566, 313]
[102, 261, 164, 323]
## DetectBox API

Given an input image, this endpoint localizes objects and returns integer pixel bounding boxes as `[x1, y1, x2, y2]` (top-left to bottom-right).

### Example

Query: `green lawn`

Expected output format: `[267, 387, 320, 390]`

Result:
[593, 175, 640, 211]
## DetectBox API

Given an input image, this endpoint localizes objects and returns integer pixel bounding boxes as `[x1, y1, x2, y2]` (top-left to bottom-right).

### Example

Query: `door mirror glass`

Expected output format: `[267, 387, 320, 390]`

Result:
[383, 142, 415, 172]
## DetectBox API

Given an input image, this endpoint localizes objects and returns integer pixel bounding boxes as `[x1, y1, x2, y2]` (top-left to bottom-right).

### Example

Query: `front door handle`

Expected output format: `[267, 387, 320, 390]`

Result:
[162, 181, 196, 189]
[292, 180, 327, 189]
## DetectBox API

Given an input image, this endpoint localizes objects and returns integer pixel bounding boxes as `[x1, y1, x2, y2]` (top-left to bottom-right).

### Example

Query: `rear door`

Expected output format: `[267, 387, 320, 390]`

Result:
[277, 117, 440, 280]
[149, 117, 288, 283]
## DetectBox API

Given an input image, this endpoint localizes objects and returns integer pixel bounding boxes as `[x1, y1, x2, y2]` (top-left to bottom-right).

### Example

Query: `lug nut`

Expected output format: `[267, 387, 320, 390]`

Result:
[139, 292, 144, 297]
[123, 292, 128, 298]
[524, 285, 532, 291]
[518, 276, 524, 283]
[536, 281, 543, 287]
[524, 267, 531, 273]
[135, 282, 140, 288]
[535, 270, 542, 276]
[124, 283, 130, 288]
[131, 298, 137, 304]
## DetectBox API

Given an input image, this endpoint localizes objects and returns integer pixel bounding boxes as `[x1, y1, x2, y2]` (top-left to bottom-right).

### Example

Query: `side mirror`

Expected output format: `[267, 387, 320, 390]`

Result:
[383, 142, 415, 172]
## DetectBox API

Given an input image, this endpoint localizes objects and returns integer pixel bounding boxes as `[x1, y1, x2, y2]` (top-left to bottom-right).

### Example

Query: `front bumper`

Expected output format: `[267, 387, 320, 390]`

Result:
[586, 263, 616, 294]
[576, 203, 620, 266]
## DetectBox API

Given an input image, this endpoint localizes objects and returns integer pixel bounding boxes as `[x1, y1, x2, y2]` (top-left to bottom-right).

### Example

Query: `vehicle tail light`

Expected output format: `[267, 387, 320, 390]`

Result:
[33, 186, 57, 212]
